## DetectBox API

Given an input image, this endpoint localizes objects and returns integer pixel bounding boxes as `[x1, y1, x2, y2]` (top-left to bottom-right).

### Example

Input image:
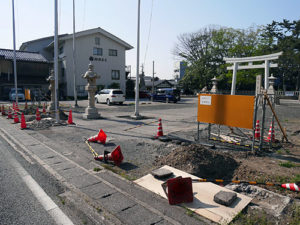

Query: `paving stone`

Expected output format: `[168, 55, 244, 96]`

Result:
[43, 156, 64, 165]
[214, 191, 237, 206]
[29, 145, 50, 155]
[19, 138, 39, 146]
[59, 166, 87, 179]
[80, 182, 117, 199]
[97, 192, 136, 214]
[52, 162, 77, 171]
[117, 204, 162, 225]
[154, 219, 173, 225]
[67, 174, 100, 189]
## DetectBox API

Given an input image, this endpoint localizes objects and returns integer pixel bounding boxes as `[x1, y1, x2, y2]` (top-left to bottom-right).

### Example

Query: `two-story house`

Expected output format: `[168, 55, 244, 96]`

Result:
[20, 27, 133, 98]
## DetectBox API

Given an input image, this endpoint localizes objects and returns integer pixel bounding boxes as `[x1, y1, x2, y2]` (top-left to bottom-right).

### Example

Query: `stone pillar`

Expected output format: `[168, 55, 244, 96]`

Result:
[47, 69, 55, 111]
[210, 76, 219, 94]
[82, 62, 100, 119]
[231, 62, 238, 95]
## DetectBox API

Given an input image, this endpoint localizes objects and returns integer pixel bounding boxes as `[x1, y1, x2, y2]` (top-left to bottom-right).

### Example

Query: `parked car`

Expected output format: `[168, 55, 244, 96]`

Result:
[151, 88, 180, 103]
[138, 91, 151, 99]
[95, 89, 125, 105]
[9, 88, 25, 101]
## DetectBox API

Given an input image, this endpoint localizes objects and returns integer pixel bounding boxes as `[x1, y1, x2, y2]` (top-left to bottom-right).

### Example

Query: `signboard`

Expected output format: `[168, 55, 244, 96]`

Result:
[197, 94, 255, 129]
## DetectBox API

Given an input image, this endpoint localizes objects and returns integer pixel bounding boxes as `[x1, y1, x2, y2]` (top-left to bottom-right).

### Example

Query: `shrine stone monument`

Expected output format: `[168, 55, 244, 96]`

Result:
[47, 69, 56, 111]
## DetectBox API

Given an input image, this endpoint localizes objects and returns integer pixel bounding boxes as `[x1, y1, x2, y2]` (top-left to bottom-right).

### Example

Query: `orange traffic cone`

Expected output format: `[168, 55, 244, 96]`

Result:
[42, 103, 46, 114]
[67, 110, 74, 124]
[266, 123, 275, 142]
[20, 113, 27, 129]
[156, 118, 163, 138]
[14, 111, 19, 123]
[36, 108, 41, 121]
[281, 183, 299, 192]
[7, 107, 12, 119]
[94, 145, 123, 166]
[254, 120, 260, 139]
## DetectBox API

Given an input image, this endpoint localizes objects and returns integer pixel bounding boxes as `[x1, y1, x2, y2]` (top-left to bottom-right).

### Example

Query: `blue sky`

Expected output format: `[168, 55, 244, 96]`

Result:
[0, 0, 299, 79]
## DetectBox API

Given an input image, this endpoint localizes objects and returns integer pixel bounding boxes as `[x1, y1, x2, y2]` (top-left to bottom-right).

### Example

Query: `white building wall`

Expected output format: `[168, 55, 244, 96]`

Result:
[62, 33, 126, 97]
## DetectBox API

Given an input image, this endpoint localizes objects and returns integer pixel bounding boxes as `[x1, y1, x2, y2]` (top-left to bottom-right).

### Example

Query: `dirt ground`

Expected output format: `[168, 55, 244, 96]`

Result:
[5, 98, 299, 224]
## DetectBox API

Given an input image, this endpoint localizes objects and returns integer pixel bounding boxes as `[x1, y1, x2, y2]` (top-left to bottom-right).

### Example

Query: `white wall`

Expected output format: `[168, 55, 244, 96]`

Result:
[62, 33, 127, 97]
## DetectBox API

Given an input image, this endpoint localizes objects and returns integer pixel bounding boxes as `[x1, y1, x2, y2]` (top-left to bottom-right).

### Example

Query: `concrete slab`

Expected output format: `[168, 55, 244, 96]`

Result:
[134, 165, 253, 225]
[97, 192, 136, 214]
[80, 182, 117, 199]
[59, 166, 87, 179]
[67, 174, 100, 189]
[52, 162, 77, 171]
[117, 204, 162, 225]
[43, 156, 64, 165]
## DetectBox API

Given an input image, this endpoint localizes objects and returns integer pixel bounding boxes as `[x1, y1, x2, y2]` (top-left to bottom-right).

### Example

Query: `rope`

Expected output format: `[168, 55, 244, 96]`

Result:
[84, 140, 99, 158]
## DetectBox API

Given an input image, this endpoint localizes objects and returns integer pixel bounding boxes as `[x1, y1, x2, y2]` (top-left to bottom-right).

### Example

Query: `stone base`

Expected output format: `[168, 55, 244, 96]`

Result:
[47, 103, 55, 112]
[131, 113, 144, 120]
[82, 107, 100, 119]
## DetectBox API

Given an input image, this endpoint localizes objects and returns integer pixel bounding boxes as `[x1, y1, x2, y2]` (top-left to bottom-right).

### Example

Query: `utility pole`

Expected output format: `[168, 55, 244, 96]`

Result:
[151, 61, 155, 101]
[72, 0, 78, 107]
[132, 0, 142, 119]
[54, 0, 59, 122]
[12, 0, 18, 103]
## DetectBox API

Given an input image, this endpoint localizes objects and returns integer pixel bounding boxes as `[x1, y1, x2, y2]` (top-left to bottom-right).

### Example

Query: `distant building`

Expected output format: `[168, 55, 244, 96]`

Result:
[20, 27, 133, 97]
[0, 48, 50, 99]
[179, 61, 187, 80]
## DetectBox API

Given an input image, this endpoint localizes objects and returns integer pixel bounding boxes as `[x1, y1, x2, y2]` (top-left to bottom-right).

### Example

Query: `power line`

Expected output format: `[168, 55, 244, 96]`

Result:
[143, 0, 154, 70]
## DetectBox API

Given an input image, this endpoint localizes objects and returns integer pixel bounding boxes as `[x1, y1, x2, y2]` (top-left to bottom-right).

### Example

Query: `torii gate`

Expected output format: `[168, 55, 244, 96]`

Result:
[224, 52, 282, 95]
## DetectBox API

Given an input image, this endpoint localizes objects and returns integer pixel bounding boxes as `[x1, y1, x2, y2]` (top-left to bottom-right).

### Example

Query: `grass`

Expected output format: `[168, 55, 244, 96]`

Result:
[276, 150, 283, 154]
[279, 161, 298, 168]
[57, 195, 65, 205]
[93, 167, 101, 172]
[185, 208, 193, 217]
[290, 203, 300, 225]
[231, 211, 269, 225]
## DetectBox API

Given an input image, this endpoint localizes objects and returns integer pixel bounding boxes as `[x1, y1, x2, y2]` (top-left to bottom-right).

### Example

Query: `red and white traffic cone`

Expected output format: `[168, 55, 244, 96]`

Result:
[7, 107, 12, 119]
[1, 105, 5, 116]
[36, 108, 41, 121]
[155, 118, 163, 138]
[67, 110, 74, 124]
[281, 183, 299, 192]
[20, 113, 27, 129]
[15, 102, 19, 112]
[254, 120, 260, 139]
[14, 111, 19, 123]
[266, 123, 275, 142]
[94, 145, 123, 166]
[87, 129, 107, 144]
[42, 103, 46, 114]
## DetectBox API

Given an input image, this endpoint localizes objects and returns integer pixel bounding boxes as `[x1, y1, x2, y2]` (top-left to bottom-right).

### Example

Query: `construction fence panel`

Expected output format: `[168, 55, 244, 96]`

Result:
[197, 94, 255, 129]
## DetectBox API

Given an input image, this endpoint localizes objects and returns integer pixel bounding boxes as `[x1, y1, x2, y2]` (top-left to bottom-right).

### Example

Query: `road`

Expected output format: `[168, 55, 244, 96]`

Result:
[0, 136, 74, 225]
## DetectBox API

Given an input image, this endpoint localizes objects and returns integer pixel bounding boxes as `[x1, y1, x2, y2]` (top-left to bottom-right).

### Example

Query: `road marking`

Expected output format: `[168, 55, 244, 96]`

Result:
[6, 144, 74, 225]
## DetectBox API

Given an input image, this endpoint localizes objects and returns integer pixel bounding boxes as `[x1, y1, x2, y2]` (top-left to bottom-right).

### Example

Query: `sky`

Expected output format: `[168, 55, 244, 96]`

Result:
[0, 0, 300, 80]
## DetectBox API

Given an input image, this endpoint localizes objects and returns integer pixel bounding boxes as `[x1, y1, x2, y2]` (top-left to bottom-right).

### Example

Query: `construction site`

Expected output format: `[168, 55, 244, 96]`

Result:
[0, 90, 299, 225]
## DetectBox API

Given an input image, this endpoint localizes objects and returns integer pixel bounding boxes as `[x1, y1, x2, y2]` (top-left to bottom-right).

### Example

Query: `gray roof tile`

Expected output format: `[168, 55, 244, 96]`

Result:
[0, 49, 48, 63]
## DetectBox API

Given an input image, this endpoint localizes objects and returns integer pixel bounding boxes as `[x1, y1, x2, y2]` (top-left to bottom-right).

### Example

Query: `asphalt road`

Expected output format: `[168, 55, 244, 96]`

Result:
[0, 136, 73, 225]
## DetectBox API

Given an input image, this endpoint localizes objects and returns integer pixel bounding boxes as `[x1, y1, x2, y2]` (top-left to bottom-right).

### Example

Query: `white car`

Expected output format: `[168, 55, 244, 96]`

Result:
[95, 89, 125, 105]
[9, 88, 25, 101]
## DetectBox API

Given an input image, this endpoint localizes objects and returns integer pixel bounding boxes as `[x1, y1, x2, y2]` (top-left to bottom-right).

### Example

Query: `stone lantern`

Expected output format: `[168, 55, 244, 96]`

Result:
[267, 74, 276, 95]
[82, 61, 100, 119]
[210, 76, 219, 93]
[47, 69, 56, 111]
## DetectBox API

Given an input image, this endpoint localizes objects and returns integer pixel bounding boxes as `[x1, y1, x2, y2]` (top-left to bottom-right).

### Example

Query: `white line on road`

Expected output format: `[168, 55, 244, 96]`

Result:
[7, 147, 74, 225]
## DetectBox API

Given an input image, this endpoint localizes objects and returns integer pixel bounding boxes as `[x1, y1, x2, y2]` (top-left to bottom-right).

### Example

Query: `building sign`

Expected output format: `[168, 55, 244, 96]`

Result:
[91, 56, 107, 62]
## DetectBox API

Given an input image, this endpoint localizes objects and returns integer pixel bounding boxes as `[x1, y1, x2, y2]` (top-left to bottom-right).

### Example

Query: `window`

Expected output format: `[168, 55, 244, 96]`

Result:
[95, 37, 100, 45]
[111, 70, 120, 80]
[109, 49, 118, 56]
[93, 47, 103, 56]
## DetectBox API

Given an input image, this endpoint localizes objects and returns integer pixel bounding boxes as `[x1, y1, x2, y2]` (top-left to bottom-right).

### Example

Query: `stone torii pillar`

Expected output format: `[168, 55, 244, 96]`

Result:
[82, 62, 100, 119]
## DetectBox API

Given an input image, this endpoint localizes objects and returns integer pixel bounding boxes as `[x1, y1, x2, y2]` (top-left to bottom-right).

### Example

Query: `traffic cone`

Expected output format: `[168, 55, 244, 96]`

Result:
[20, 113, 27, 129]
[14, 111, 19, 123]
[281, 183, 299, 192]
[94, 145, 123, 166]
[36, 108, 41, 121]
[7, 107, 12, 119]
[156, 118, 163, 138]
[42, 103, 46, 114]
[88, 134, 98, 142]
[254, 120, 260, 139]
[97, 129, 107, 144]
[266, 123, 275, 142]
[67, 110, 74, 124]
[12, 102, 15, 111]
[15, 102, 19, 112]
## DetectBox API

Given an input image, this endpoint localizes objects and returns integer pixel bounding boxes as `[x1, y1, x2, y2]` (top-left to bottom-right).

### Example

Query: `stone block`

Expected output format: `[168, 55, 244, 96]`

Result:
[214, 191, 237, 206]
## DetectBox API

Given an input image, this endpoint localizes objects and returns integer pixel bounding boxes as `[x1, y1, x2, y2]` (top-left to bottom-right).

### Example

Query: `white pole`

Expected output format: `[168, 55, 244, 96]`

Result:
[12, 0, 18, 103]
[72, 0, 78, 107]
[54, 0, 59, 122]
[134, 0, 141, 118]
[152, 60, 154, 101]
[231, 62, 238, 95]
[264, 60, 269, 90]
